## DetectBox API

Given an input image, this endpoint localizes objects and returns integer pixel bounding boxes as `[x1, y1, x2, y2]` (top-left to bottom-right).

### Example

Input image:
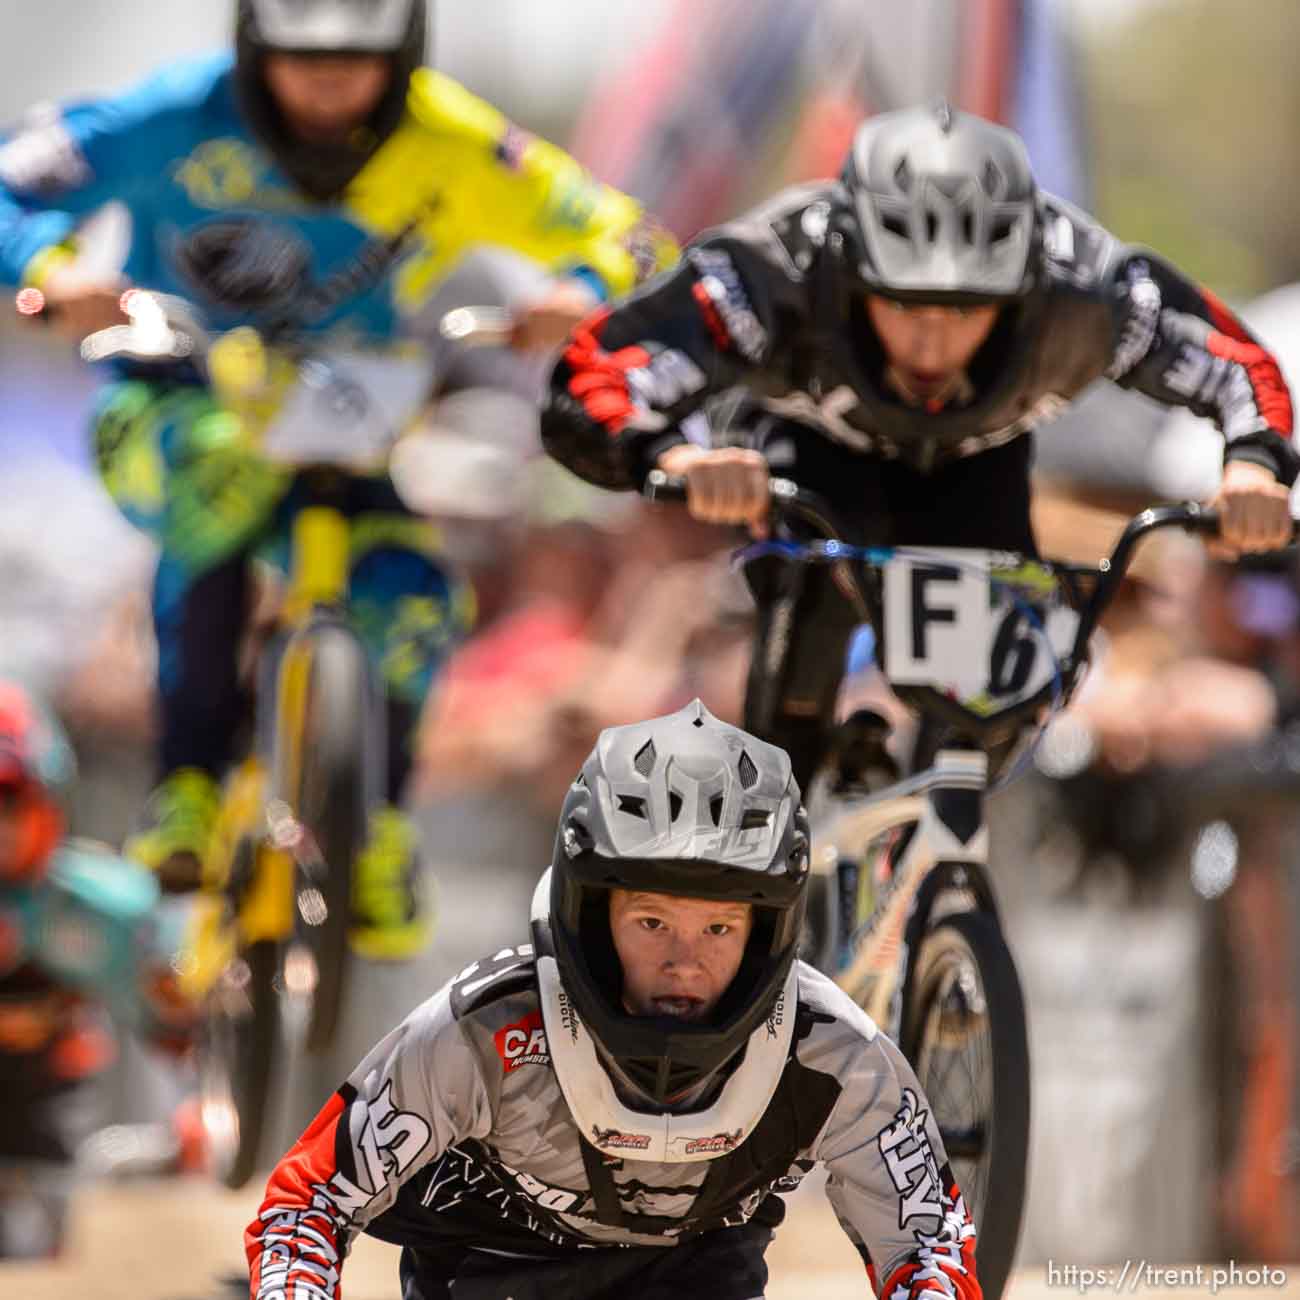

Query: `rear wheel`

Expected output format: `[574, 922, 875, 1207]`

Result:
[199, 939, 279, 1191]
[275, 623, 372, 1052]
[902, 911, 1029, 1300]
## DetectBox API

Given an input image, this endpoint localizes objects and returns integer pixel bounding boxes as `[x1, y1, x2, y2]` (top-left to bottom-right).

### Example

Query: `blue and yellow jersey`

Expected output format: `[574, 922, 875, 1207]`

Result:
[0, 53, 676, 338]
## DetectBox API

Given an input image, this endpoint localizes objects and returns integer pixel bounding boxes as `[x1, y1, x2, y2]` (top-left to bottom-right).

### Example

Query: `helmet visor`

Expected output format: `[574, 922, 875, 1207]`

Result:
[248, 0, 416, 52]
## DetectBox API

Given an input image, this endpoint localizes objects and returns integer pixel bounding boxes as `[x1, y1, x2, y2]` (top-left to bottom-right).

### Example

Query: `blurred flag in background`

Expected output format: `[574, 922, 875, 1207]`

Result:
[572, 0, 1087, 241]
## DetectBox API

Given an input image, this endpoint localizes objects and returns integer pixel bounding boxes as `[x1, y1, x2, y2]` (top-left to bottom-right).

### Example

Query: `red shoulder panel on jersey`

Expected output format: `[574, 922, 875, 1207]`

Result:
[562, 307, 651, 436]
[1199, 285, 1294, 435]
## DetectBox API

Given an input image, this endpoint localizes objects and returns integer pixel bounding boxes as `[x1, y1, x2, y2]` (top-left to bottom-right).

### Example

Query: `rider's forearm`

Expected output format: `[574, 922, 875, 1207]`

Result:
[1107, 250, 1298, 486]
[246, 994, 485, 1299]
[0, 203, 78, 288]
[0, 73, 180, 285]
[541, 254, 761, 490]
[820, 1035, 983, 1300]
[541, 315, 698, 493]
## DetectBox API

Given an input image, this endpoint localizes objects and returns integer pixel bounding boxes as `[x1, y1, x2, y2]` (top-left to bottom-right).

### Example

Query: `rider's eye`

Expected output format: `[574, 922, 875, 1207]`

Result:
[707, 923, 732, 936]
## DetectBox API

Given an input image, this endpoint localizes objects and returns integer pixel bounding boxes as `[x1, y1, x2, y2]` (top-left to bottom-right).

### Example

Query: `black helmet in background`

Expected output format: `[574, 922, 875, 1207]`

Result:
[531, 700, 810, 1164]
[838, 101, 1041, 304]
[235, 0, 429, 201]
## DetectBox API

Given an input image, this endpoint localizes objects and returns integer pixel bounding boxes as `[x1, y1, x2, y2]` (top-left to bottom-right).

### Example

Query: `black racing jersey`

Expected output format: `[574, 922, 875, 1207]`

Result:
[541, 181, 1297, 490]
[246, 948, 979, 1300]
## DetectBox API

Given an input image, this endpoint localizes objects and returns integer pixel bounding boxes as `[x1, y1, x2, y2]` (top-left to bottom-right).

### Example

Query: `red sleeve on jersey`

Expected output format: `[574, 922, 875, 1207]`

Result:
[246, 1090, 349, 1300]
[1199, 285, 1294, 435]
[877, 1177, 983, 1300]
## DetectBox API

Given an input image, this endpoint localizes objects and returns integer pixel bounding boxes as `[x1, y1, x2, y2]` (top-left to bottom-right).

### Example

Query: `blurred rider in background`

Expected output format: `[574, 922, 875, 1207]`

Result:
[542, 102, 1296, 794]
[0, 0, 675, 959]
[0, 680, 185, 1258]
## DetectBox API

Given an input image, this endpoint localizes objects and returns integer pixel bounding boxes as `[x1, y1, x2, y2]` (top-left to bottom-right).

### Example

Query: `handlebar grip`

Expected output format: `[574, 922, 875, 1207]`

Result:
[439, 306, 514, 348]
[642, 469, 803, 508]
[1182, 503, 1220, 536]
[1177, 504, 1299, 542]
[643, 468, 688, 502]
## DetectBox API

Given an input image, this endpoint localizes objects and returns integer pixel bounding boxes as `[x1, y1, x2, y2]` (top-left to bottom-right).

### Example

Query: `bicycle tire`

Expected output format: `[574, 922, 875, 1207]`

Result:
[200, 939, 279, 1190]
[901, 910, 1029, 1300]
[279, 623, 372, 1052]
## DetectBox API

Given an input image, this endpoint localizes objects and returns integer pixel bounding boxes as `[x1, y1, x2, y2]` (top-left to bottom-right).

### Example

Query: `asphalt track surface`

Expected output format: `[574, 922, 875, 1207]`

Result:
[4, 1175, 1298, 1300]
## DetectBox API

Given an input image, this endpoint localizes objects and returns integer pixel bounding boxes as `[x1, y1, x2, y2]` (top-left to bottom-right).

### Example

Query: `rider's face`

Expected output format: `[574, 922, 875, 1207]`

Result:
[262, 53, 392, 144]
[865, 295, 1000, 399]
[609, 889, 753, 1023]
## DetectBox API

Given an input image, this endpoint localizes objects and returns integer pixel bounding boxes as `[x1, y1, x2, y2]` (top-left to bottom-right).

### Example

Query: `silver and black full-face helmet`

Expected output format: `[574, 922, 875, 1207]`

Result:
[838, 101, 1041, 304]
[530, 700, 809, 1163]
[235, 0, 429, 200]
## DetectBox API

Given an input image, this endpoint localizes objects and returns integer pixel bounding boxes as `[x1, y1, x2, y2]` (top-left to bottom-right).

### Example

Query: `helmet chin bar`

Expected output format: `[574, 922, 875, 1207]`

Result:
[531, 870, 798, 1164]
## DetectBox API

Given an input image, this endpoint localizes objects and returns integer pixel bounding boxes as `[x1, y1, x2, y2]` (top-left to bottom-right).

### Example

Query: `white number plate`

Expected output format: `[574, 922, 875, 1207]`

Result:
[260, 350, 435, 467]
[881, 548, 1080, 717]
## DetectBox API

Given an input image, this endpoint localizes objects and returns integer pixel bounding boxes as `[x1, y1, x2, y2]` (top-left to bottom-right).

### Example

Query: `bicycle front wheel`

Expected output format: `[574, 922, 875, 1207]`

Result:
[199, 939, 279, 1190]
[274, 622, 373, 1052]
[902, 911, 1029, 1300]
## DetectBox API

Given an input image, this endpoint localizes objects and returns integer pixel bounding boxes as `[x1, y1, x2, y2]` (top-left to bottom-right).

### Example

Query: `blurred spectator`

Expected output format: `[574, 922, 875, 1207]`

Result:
[417, 492, 750, 817]
[1022, 484, 1300, 1260]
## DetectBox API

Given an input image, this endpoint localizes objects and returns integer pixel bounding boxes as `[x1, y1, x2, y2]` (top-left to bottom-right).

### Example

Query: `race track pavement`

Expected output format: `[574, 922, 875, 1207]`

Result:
[2, 1175, 1296, 1300]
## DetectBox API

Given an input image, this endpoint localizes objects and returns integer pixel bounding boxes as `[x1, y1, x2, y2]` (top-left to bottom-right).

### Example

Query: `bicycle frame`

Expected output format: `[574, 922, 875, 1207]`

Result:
[181, 494, 376, 1002]
[818, 748, 998, 1038]
[641, 469, 1239, 1022]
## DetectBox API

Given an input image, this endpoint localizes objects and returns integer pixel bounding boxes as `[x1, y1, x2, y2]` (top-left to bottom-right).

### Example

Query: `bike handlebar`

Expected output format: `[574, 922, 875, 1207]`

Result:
[643, 467, 1300, 681]
[18, 288, 516, 358]
[644, 468, 843, 537]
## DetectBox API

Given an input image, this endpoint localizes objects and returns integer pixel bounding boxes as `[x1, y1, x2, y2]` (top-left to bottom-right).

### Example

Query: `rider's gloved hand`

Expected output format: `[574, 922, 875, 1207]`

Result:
[656, 444, 771, 539]
[510, 279, 600, 352]
[1209, 459, 1294, 556]
[20, 266, 131, 342]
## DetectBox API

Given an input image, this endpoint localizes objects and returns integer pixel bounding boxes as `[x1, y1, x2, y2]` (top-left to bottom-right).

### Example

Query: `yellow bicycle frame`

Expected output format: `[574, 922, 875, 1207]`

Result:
[181, 503, 352, 1000]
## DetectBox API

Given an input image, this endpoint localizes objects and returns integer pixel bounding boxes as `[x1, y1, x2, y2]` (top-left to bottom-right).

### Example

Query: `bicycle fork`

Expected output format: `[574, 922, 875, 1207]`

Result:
[837, 748, 997, 1039]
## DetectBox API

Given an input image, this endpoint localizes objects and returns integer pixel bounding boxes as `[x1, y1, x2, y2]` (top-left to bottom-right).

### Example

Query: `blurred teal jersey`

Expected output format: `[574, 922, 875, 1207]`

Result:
[0, 843, 160, 1028]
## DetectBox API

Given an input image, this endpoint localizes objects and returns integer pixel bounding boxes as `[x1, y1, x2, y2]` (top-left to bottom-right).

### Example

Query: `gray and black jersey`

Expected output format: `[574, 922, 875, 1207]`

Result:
[246, 950, 980, 1300]
[541, 182, 1297, 490]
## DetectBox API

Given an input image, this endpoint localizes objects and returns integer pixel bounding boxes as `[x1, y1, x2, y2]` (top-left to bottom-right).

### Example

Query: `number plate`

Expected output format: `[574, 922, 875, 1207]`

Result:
[881, 549, 1080, 718]
[260, 350, 435, 467]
